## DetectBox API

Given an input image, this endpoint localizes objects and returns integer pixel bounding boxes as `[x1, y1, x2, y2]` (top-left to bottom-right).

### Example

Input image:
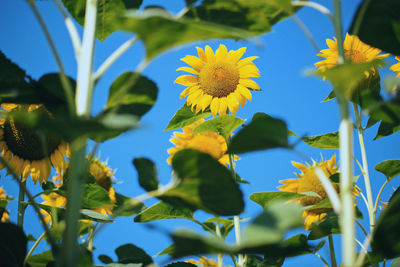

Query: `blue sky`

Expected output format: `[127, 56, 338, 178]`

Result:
[1, 0, 399, 266]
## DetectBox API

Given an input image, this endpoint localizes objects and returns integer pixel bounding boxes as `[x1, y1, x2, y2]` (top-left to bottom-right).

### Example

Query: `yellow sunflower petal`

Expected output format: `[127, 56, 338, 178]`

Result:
[1, 104, 18, 111]
[291, 161, 308, 173]
[237, 56, 259, 68]
[21, 160, 31, 182]
[227, 47, 247, 64]
[304, 213, 319, 230]
[215, 44, 228, 62]
[239, 78, 260, 90]
[237, 84, 252, 100]
[174, 75, 198, 86]
[234, 91, 246, 107]
[219, 97, 228, 115]
[239, 65, 260, 78]
[176, 67, 199, 75]
[277, 178, 299, 192]
[200, 94, 213, 111]
[210, 98, 220, 116]
[181, 55, 204, 70]
[227, 94, 239, 116]
[196, 47, 207, 62]
[205, 45, 215, 63]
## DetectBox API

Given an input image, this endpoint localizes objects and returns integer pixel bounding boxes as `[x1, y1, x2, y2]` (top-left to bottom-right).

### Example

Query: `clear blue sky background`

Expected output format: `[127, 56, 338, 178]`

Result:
[1, 0, 399, 266]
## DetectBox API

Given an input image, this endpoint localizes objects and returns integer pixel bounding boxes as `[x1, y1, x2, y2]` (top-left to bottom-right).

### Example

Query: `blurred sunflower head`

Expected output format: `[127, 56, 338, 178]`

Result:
[278, 155, 358, 230]
[315, 33, 389, 77]
[0, 187, 10, 223]
[175, 44, 260, 116]
[41, 157, 116, 224]
[186, 257, 218, 267]
[390, 56, 400, 93]
[167, 119, 238, 166]
[0, 104, 70, 184]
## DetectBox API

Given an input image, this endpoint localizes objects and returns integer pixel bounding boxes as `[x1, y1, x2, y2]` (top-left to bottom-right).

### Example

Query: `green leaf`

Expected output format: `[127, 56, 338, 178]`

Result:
[375, 121, 400, 139]
[0, 223, 27, 267]
[204, 217, 243, 238]
[315, 60, 385, 100]
[115, 243, 153, 265]
[372, 193, 400, 259]
[134, 201, 193, 222]
[82, 184, 113, 209]
[165, 103, 211, 131]
[80, 209, 113, 222]
[228, 112, 290, 154]
[304, 198, 332, 211]
[249, 192, 305, 208]
[375, 159, 400, 180]
[165, 262, 197, 267]
[114, 193, 146, 217]
[392, 257, 400, 267]
[367, 95, 400, 124]
[350, 0, 400, 56]
[61, 0, 143, 41]
[165, 149, 244, 216]
[0, 50, 38, 104]
[104, 72, 158, 118]
[26, 249, 54, 267]
[99, 254, 114, 264]
[193, 114, 245, 140]
[308, 213, 340, 240]
[133, 157, 159, 192]
[301, 131, 339, 149]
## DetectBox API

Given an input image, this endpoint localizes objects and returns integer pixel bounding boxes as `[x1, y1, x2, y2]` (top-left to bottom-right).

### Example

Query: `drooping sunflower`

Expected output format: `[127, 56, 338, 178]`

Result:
[278, 155, 358, 230]
[0, 187, 10, 223]
[390, 56, 400, 93]
[0, 104, 70, 184]
[41, 157, 116, 224]
[186, 257, 218, 267]
[167, 119, 238, 166]
[315, 33, 389, 76]
[175, 44, 260, 116]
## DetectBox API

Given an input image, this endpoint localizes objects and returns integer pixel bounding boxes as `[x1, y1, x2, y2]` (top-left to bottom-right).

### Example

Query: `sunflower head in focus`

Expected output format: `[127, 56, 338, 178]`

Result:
[186, 257, 218, 267]
[0, 187, 10, 223]
[278, 155, 358, 230]
[390, 56, 400, 93]
[0, 104, 70, 184]
[315, 33, 389, 78]
[167, 119, 238, 166]
[175, 44, 260, 116]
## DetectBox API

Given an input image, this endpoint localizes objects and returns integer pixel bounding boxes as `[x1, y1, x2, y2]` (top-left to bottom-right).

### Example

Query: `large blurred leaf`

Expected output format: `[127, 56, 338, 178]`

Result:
[308, 213, 340, 240]
[133, 157, 159, 192]
[372, 193, 400, 259]
[367, 95, 400, 124]
[8, 110, 138, 143]
[350, 0, 400, 56]
[375, 122, 400, 139]
[315, 60, 384, 100]
[113, 193, 146, 217]
[301, 131, 339, 149]
[104, 72, 158, 118]
[375, 159, 400, 180]
[82, 184, 114, 209]
[165, 263, 197, 267]
[0, 50, 38, 103]
[228, 112, 290, 154]
[115, 244, 153, 265]
[26, 249, 54, 267]
[193, 114, 245, 140]
[0, 223, 27, 267]
[162, 149, 244, 216]
[250, 192, 305, 208]
[61, 0, 143, 41]
[134, 201, 193, 222]
[165, 103, 211, 131]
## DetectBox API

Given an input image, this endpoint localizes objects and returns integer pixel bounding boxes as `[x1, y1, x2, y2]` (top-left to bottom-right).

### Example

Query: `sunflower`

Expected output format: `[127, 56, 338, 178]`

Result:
[167, 119, 238, 166]
[41, 157, 116, 224]
[278, 155, 358, 230]
[315, 33, 389, 77]
[175, 44, 260, 116]
[0, 104, 70, 184]
[186, 257, 218, 267]
[0, 187, 10, 223]
[390, 56, 400, 93]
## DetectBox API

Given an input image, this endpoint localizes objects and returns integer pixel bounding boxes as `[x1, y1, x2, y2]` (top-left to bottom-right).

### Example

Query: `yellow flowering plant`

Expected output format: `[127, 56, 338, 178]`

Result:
[0, 1, 399, 267]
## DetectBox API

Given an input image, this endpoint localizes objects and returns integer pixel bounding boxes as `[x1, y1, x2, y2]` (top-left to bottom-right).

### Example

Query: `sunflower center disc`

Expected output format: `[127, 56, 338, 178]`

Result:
[199, 62, 239, 98]
[186, 134, 225, 159]
[3, 117, 61, 161]
[345, 49, 366, 63]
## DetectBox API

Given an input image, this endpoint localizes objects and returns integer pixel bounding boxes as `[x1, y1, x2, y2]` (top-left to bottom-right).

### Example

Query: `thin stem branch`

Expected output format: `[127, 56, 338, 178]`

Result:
[27, 0, 75, 115]
[17, 180, 26, 228]
[374, 179, 390, 213]
[333, 0, 345, 64]
[53, 0, 82, 60]
[87, 224, 95, 252]
[24, 231, 46, 264]
[292, 1, 334, 21]
[359, 191, 369, 213]
[230, 254, 239, 267]
[353, 103, 375, 232]
[292, 15, 320, 53]
[356, 220, 369, 237]
[355, 235, 372, 267]
[215, 223, 224, 267]
[328, 235, 338, 267]
[351, 0, 371, 37]
[94, 36, 138, 81]
[314, 252, 329, 266]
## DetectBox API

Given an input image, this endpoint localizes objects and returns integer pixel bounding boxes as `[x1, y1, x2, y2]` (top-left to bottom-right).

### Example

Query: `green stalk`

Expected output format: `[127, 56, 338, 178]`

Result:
[328, 235, 338, 267]
[17, 180, 26, 228]
[353, 103, 374, 232]
[59, 0, 98, 265]
[215, 223, 224, 267]
[24, 231, 46, 264]
[87, 224, 95, 252]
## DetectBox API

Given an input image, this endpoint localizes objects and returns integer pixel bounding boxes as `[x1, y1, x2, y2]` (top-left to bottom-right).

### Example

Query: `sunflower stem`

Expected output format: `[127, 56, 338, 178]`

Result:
[353, 103, 374, 232]
[215, 223, 224, 267]
[87, 224, 95, 252]
[17, 179, 26, 228]
[328, 235, 338, 267]
[24, 231, 46, 265]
